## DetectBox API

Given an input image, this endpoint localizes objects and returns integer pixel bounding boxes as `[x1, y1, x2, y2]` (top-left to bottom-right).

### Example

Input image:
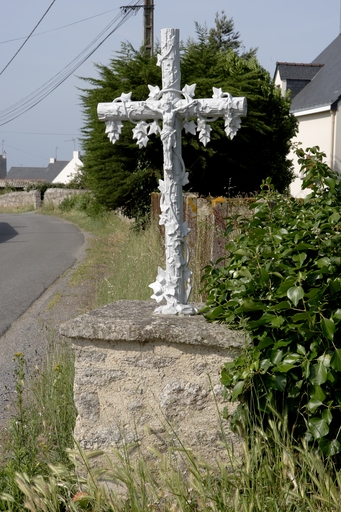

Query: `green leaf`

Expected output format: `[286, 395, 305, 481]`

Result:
[234, 249, 248, 256]
[297, 344, 306, 355]
[330, 349, 341, 371]
[231, 380, 245, 401]
[291, 312, 311, 323]
[260, 359, 272, 372]
[269, 301, 291, 311]
[270, 349, 283, 365]
[287, 286, 304, 307]
[273, 340, 292, 349]
[322, 408, 333, 425]
[329, 211, 340, 224]
[309, 418, 329, 439]
[321, 317, 335, 341]
[256, 337, 274, 350]
[267, 373, 287, 392]
[316, 257, 331, 269]
[319, 438, 341, 456]
[276, 363, 297, 373]
[309, 362, 328, 385]
[259, 268, 270, 284]
[292, 252, 307, 267]
[239, 299, 265, 312]
[309, 384, 326, 402]
[295, 242, 314, 250]
[270, 316, 284, 327]
[205, 305, 224, 320]
[307, 398, 323, 413]
[238, 268, 252, 278]
[276, 279, 297, 296]
[333, 309, 341, 321]
[329, 279, 341, 296]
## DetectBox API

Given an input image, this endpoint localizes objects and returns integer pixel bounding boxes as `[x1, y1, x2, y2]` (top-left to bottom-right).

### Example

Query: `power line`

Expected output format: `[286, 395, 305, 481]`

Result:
[4, 143, 49, 161]
[0, 0, 57, 77]
[0, 0, 143, 127]
[0, 131, 80, 136]
[0, 8, 120, 45]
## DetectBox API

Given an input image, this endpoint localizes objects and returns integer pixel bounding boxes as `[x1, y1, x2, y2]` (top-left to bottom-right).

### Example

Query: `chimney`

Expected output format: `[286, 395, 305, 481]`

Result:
[73, 150, 79, 159]
[50, 157, 56, 164]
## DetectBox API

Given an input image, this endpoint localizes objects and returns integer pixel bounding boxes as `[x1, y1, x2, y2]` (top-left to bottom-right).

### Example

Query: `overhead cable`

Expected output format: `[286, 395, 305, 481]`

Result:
[0, 0, 57, 77]
[0, 0, 142, 126]
[0, 7, 120, 45]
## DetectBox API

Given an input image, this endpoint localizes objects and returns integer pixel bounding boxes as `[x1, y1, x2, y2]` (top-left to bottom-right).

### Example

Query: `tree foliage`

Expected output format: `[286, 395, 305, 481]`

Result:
[79, 12, 297, 214]
[201, 147, 341, 460]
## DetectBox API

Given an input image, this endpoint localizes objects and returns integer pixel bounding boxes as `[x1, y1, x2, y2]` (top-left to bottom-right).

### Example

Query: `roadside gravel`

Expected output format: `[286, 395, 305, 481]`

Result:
[0, 228, 94, 429]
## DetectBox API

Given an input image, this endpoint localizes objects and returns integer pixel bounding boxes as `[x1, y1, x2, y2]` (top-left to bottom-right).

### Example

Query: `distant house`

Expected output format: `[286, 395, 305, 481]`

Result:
[6, 151, 83, 185]
[274, 34, 341, 197]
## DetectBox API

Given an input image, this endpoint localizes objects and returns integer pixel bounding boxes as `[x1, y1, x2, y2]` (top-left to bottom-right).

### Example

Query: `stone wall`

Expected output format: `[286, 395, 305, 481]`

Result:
[43, 188, 87, 207]
[0, 190, 41, 210]
[60, 300, 245, 464]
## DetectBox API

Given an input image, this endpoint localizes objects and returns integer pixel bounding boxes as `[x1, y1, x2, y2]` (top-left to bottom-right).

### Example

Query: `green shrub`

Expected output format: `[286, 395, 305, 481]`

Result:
[59, 192, 105, 217]
[201, 147, 341, 460]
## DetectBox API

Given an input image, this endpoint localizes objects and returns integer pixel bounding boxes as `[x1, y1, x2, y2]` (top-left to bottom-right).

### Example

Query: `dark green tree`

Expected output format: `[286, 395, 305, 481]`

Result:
[79, 13, 297, 213]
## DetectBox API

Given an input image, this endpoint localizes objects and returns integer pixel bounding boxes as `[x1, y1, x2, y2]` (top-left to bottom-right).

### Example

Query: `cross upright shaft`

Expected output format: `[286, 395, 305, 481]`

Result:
[97, 28, 247, 315]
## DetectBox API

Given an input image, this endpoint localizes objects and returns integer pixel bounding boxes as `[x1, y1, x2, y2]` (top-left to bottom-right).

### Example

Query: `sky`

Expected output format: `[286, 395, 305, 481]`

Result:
[0, 0, 340, 171]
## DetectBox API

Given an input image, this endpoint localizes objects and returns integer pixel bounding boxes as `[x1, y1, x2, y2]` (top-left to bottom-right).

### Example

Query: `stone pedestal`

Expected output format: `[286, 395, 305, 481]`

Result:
[59, 300, 244, 463]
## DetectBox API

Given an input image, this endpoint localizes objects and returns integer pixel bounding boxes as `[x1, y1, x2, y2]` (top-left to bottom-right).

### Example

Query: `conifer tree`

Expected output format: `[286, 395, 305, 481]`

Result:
[79, 13, 297, 213]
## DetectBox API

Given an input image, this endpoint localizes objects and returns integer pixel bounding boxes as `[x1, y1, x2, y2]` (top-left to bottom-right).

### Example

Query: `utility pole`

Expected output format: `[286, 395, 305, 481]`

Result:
[120, 1, 154, 56]
[144, 0, 154, 56]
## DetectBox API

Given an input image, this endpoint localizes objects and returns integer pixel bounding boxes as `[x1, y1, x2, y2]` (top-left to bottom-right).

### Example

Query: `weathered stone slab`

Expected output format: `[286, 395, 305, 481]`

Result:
[59, 300, 243, 350]
[60, 300, 245, 463]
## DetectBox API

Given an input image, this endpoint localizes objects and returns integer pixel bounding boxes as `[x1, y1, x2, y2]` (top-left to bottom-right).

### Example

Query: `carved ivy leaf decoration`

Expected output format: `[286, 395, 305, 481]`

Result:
[182, 171, 189, 186]
[149, 266, 167, 302]
[182, 84, 196, 98]
[148, 85, 161, 99]
[105, 120, 123, 145]
[156, 54, 163, 67]
[225, 114, 242, 140]
[119, 92, 132, 102]
[158, 179, 166, 194]
[132, 121, 150, 148]
[182, 221, 190, 237]
[197, 119, 212, 146]
[212, 87, 223, 99]
[183, 120, 196, 135]
[148, 120, 161, 135]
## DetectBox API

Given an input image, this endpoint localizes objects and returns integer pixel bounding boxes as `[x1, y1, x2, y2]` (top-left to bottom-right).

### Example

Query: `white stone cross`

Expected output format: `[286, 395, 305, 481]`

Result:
[98, 28, 247, 315]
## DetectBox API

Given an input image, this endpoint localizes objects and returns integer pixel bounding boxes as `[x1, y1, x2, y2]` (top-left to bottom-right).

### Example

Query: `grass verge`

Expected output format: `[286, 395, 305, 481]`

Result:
[1, 205, 341, 510]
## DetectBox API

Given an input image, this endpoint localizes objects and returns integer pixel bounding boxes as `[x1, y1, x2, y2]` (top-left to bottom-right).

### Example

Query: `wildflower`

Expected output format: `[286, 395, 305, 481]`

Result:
[72, 491, 92, 509]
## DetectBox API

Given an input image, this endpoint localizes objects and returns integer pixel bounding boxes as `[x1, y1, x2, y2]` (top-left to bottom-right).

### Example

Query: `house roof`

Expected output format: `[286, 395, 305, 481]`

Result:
[7, 167, 47, 180]
[7, 160, 69, 182]
[275, 62, 323, 81]
[45, 161, 69, 182]
[290, 33, 341, 113]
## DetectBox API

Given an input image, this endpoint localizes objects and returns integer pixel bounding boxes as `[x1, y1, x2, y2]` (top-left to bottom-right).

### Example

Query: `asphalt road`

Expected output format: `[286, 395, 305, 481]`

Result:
[0, 212, 85, 337]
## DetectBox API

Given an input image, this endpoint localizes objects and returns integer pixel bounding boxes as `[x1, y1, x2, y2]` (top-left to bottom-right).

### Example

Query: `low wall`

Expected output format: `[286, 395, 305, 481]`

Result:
[60, 300, 244, 463]
[0, 190, 41, 210]
[43, 188, 87, 207]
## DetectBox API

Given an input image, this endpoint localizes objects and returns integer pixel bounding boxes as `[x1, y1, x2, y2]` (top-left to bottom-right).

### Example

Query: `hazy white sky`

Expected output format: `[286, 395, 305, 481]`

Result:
[0, 0, 340, 170]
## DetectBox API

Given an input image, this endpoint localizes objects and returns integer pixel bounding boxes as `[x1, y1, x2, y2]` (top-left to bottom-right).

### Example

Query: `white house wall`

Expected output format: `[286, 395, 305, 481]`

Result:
[289, 110, 333, 197]
[334, 102, 341, 174]
[52, 151, 83, 184]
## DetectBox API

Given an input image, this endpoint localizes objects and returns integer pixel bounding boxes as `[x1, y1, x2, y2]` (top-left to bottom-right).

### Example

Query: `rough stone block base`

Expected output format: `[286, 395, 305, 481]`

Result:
[60, 300, 245, 464]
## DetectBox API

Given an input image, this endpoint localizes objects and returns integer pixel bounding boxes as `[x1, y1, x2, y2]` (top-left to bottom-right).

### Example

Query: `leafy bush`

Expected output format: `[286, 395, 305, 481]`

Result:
[59, 191, 105, 217]
[201, 147, 341, 459]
